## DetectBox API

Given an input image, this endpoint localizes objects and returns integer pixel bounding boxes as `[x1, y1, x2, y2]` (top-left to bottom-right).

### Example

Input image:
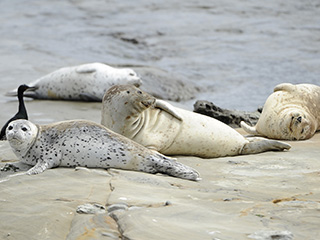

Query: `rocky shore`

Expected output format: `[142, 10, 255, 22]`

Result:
[1, 130, 319, 240]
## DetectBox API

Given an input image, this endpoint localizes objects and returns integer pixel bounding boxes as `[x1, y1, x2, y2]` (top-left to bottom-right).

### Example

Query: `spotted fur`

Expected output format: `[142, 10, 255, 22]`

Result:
[6, 63, 142, 101]
[6, 119, 200, 181]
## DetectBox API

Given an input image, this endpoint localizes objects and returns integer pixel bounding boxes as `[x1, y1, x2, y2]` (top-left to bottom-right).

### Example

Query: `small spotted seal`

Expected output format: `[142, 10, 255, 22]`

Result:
[101, 85, 291, 158]
[6, 63, 142, 101]
[6, 119, 200, 181]
[241, 83, 320, 140]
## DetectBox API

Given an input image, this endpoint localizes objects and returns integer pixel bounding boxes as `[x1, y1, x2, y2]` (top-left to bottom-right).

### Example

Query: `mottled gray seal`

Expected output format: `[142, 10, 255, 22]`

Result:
[6, 119, 200, 181]
[6, 63, 142, 101]
[101, 85, 291, 158]
[241, 83, 320, 140]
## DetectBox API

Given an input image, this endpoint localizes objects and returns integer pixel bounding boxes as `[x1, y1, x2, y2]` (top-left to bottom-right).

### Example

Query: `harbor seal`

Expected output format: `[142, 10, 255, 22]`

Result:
[101, 85, 291, 158]
[5, 119, 200, 181]
[6, 63, 142, 102]
[241, 83, 320, 140]
[0, 85, 35, 140]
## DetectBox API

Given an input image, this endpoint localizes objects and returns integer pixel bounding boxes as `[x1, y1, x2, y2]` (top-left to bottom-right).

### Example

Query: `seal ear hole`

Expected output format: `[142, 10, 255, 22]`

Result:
[126, 91, 130, 94]
[137, 91, 142, 94]
[21, 127, 28, 132]
[8, 126, 13, 131]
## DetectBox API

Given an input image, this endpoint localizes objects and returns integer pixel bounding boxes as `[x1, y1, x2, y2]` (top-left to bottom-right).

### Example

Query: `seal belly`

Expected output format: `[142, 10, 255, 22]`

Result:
[132, 108, 182, 152]
[162, 109, 246, 158]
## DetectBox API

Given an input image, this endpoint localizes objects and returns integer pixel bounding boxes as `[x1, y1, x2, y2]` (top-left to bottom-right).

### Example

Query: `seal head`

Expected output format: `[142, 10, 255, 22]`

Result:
[241, 83, 320, 140]
[6, 119, 38, 157]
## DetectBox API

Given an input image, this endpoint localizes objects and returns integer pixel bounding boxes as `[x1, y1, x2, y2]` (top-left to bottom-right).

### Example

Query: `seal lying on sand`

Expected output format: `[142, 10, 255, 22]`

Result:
[6, 63, 142, 102]
[241, 83, 320, 140]
[101, 85, 291, 158]
[6, 119, 200, 181]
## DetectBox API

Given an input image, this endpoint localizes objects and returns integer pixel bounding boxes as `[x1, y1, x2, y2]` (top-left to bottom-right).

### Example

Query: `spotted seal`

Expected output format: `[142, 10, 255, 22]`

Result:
[5, 119, 200, 181]
[101, 85, 291, 158]
[6, 63, 142, 101]
[241, 83, 320, 140]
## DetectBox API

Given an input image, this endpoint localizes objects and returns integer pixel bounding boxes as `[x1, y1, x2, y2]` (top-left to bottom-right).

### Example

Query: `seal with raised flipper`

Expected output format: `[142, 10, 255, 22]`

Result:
[241, 83, 320, 140]
[101, 85, 291, 158]
[5, 119, 200, 181]
[6, 63, 142, 102]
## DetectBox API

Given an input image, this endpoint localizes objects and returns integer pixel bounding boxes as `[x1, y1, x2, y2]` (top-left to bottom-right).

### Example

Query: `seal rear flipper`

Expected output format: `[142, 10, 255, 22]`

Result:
[6, 87, 39, 99]
[150, 154, 201, 181]
[241, 137, 291, 155]
[240, 121, 260, 135]
[79, 93, 102, 102]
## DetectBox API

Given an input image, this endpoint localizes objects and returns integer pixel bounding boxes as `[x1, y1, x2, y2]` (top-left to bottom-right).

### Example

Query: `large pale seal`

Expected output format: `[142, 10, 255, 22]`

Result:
[5, 119, 200, 181]
[6, 63, 142, 102]
[241, 83, 320, 140]
[101, 85, 291, 158]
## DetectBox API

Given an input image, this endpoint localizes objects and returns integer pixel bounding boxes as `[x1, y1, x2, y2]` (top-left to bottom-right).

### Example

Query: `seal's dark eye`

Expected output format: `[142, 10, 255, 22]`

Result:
[22, 127, 28, 132]
[8, 126, 13, 130]
[127, 91, 130, 94]
[129, 73, 134, 76]
[137, 91, 142, 94]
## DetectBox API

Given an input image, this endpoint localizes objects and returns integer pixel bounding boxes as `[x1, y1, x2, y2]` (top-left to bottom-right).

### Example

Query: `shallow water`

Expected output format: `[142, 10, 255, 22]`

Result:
[0, 0, 319, 126]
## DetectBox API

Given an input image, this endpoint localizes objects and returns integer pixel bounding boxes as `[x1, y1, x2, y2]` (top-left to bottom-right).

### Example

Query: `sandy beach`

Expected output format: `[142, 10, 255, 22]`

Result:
[0, 0, 320, 239]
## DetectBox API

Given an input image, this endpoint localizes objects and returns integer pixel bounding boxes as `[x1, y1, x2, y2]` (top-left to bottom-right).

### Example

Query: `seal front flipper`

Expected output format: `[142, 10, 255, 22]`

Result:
[27, 151, 60, 175]
[240, 121, 260, 135]
[154, 99, 183, 121]
[274, 83, 295, 92]
[27, 161, 50, 175]
[75, 64, 98, 74]
[79, 93, 101, 102]
[27, 158, 59, 175]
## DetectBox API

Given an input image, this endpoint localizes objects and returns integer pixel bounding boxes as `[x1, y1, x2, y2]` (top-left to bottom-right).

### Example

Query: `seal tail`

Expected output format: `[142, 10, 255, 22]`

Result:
[151, 154, 201, 181]
[5, 85, 38, 98]
[240, 121, 259, 135]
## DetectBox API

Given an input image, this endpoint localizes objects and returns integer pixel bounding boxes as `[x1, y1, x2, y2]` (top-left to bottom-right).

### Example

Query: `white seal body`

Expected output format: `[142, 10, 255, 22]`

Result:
[6, 63, 142, 101]
[241, 83, 320, 140]
[102, 85, 291, 158]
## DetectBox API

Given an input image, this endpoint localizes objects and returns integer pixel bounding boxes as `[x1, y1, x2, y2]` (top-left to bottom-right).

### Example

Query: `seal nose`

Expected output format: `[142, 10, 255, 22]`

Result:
[132, 77, 143, 87]
[297, 116, 302, 123]
[141, 99, 155, 108]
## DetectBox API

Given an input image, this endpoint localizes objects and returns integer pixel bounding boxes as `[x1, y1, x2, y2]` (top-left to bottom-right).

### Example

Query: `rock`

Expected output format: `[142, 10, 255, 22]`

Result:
[193, 100, 261, 128]
[76, 203, 106, 214]
[248, 230, 294, 240]
[107, 203, 129, 213]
